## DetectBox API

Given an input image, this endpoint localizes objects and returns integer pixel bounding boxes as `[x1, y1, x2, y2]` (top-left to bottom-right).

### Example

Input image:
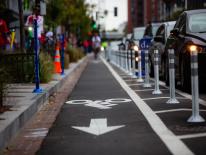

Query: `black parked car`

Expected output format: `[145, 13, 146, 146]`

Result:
[164, 9, 206, 91]
[148, 21, 175, 78]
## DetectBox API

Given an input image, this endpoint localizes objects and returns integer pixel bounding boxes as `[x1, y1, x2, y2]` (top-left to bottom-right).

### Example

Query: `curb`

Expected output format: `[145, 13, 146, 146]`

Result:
[0, 57, 88, 150]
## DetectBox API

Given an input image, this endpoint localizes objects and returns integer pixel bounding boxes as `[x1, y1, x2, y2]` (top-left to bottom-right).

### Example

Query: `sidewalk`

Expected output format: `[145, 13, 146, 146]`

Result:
[0, 57, 88, 151]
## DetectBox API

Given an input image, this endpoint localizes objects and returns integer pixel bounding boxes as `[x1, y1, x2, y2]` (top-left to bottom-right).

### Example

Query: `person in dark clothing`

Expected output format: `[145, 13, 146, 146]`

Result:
[144, 21, 153, 38]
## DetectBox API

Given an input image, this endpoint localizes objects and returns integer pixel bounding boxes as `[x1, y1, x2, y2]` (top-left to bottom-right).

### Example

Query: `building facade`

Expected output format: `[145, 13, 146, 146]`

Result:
[127, 0, 160, 33]
[128, 0, 206, 33]
[85, 0, 128, 33]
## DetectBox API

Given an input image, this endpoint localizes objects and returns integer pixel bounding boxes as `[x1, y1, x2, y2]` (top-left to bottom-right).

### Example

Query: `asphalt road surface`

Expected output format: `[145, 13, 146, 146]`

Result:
[36, 57, 206, 155]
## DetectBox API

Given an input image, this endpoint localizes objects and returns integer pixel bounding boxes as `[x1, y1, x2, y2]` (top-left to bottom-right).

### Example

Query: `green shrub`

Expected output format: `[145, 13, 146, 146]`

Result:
[39, 52, 54, 83]
[77, 48, 85, 59]
[65, 46, 84, 62]
[0, 65, 10, 107]
[64, 53, 70, 69]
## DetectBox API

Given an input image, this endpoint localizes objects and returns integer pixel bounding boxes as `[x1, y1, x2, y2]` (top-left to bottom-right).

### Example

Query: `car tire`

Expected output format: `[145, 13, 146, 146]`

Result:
[165, 59, 169, 86]
[149, 58, 154, 77]
[160, 59, 166, 80]
[180, 57, 191, 92]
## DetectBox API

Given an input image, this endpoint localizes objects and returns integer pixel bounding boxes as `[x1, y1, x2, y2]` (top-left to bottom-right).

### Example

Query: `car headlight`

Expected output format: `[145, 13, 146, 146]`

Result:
[133, 45, 139, 52]
[188, 45, 203, 53]
[28, 26, 33, 31]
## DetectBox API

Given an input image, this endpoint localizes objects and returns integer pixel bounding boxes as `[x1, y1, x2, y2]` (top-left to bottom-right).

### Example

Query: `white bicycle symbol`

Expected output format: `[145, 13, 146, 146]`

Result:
[66, 98, 132, 109]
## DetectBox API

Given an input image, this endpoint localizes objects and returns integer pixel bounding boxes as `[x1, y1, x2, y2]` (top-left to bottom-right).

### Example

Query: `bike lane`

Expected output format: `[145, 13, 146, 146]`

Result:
[37, 59, 181, 155]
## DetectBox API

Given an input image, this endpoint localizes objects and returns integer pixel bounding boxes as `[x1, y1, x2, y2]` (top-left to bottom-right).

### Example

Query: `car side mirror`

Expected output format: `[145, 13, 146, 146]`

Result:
[170, 28, 180, 36]
[154, 35, 164, 43]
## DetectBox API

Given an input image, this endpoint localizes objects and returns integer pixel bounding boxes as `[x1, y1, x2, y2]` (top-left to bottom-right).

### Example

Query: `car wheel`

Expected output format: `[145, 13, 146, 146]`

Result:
[165, 59, 169, 86]
[180, 58, 191, 92]
[149, 58, 154, 77]
[160, 59, 166, 80]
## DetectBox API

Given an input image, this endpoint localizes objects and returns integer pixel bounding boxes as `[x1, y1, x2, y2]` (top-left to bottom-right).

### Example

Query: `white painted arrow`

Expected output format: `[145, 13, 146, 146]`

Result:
[72, 119, 125, 136]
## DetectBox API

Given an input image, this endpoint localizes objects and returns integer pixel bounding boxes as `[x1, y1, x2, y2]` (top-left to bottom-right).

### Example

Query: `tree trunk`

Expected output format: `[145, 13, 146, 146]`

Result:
[18, 0, 25, 52]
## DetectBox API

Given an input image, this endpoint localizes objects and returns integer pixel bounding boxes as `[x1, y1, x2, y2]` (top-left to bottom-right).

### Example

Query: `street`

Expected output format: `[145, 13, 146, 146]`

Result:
[34, 57, 206, 155]
[1, 1, 206, 155]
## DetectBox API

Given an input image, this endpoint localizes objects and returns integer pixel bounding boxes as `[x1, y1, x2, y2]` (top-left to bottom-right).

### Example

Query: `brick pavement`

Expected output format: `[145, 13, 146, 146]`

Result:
[3, 58, 88, 155]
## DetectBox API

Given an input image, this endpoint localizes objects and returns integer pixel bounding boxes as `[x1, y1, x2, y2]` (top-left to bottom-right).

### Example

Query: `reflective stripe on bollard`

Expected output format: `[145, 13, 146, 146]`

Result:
[132, 50, 136, 78]
[152, 49, 162, 94]
[126, 48, 130, 73]
[187, 49, 205, 123]
[137, 50, 144, 82]
[129, 50, 133, 76]
[124, 50, 127, 71]
[166, 49, 179, 104]
[143, 50, 152, 87]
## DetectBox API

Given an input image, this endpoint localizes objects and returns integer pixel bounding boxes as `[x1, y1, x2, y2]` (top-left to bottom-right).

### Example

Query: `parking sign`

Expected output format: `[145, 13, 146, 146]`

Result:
[137, 38, 152, 76]
[139, 38, 151, 50]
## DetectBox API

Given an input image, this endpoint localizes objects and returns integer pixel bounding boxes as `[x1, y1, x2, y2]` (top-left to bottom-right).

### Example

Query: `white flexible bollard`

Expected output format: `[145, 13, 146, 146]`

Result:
[129, 50, 133, 76]
[152, 49, 162, 94]
[137, 50, 144, 82]
[143, 50, 152, 87]
[126, 49, 130, 73]
[123, 50, 127, 71]
[132, 50, 136, 78]
[187, 46, 205, 123]
[166, 49, 179, 104]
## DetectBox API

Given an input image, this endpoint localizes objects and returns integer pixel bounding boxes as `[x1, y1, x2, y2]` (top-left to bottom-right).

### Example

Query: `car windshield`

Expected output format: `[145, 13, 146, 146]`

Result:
[134, 29, 145, 40]
[166, 24, 175, 37]
[188, 13, 206, 33]
[153, 25, 161, 36]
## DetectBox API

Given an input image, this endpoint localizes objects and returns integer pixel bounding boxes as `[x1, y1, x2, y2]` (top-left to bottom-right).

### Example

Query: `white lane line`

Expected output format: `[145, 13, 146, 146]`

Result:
[122, 77, 136, 80]
[101, 57, 194, 155]
[155, 108, 206, 114]
[134, 88, 167, 92]
[128, 83, 144, 86]
[177, 133, 206, 139]
[142, 96, 187, 101]
[152, 79, 206, 107]
[124, 79, 137, 82]
[155, 108, 192, 114]
[120, 74, 129, 77]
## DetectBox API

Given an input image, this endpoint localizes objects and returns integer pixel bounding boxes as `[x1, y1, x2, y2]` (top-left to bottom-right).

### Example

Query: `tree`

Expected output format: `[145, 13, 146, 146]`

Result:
[46, 0, 92, 39]
[18, 0, 25, 52]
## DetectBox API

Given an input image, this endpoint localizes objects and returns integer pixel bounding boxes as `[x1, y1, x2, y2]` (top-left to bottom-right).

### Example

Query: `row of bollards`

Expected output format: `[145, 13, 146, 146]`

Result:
[109, 45, 205, 123]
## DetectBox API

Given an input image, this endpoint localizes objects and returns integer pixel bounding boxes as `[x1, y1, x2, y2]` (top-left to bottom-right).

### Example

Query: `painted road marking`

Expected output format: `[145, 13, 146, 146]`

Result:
[177, 133, 206, 139]
[72, 118, 125, 136]
[134, 88, 167, 92]
[142, 96, 187, 101]
[66, 98, 132, 110]
[152, 79, 206, 107]
[24, 128, 48, 138]
[101, 57, 194, 155]
[124, 79, 137, 82]
[128, 83, 144, 86]
[155, 108, 206, 114]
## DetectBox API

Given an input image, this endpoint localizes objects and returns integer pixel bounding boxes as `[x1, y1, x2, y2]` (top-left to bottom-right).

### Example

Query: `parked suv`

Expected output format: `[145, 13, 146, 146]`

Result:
[164, 9, 206, 91]
[148, 21, 176, 78]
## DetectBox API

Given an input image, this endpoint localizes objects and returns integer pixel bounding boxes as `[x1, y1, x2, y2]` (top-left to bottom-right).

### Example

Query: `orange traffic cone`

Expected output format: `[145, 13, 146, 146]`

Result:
[54, 45, 62, 73]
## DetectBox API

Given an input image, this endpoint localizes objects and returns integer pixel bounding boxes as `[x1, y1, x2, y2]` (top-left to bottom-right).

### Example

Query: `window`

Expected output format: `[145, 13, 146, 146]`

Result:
[188, 13, 206, 33]
[114, 7, 118, 17]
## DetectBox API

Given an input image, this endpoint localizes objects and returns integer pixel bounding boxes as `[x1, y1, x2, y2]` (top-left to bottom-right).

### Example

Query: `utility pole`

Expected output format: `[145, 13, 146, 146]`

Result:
[18, 0, 25, 52]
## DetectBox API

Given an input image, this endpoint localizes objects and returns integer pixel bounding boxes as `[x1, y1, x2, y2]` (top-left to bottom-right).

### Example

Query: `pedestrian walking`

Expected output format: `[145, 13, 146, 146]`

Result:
[0, 18, 10, 51]
[92, 31, 101, 59]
